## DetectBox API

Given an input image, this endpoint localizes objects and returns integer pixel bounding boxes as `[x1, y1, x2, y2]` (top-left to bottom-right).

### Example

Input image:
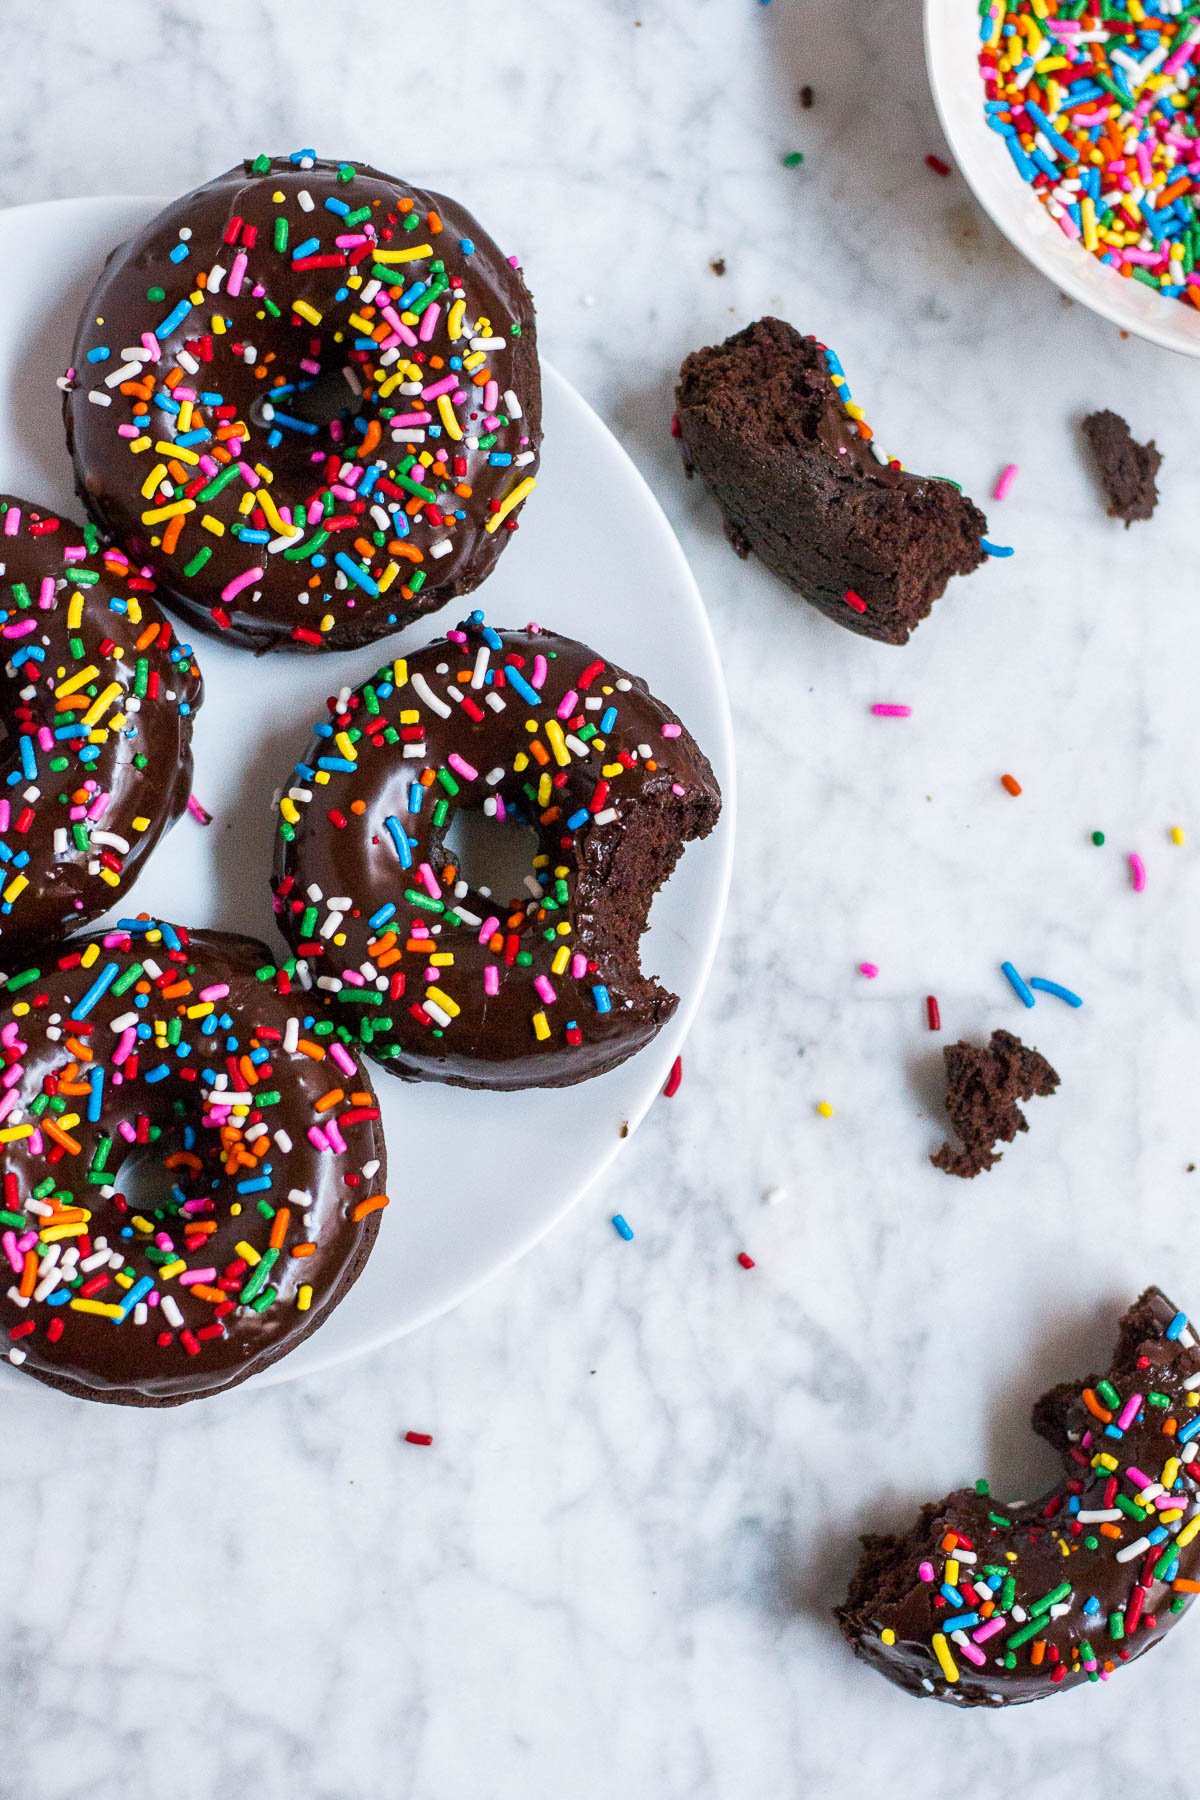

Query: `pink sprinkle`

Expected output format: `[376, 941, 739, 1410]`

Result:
[531, 654, 548, 690]
[918, 1561, 935, 1583]
[329, 1041, 357, 1078]
[957, 1640, 988, 1668]
[199, 983, 229, 1002]
[478, 915, 500, 944]
[661, 722, 682, 738]
[1117, 1392, 1142, 1431]
[993, 463, 1018, 501]
[1129, 853, 1147, 893]
[187, 795, 213, 825]
[859, 963, 879, 979]
[871, 704, 912, 718]
[556, 689, 578, 721]
[972, 1616, 1007, 1643]
[307, 1125, 331, 1153]
[220, 566, 261, 603]
[417, 862, 441, 900]
[534, 975, 556, 1005]
[4, 508, 20, 537]
[484, 964, 500, 996]
[447, 752, 477, 781]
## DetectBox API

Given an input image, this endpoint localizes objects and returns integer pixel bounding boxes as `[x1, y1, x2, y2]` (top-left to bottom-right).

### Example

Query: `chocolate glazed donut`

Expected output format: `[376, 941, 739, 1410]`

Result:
[838, 1288, 1200, 1704]
[0, 919, 388, 1405]
[0, 495, 201, 953]
[271, 613, 722, 1089]
[63, 153, 541, 652]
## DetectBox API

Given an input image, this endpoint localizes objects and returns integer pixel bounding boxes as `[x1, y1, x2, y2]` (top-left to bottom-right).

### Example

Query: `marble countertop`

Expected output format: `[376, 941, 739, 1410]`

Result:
[5, 2, 1200, 1795]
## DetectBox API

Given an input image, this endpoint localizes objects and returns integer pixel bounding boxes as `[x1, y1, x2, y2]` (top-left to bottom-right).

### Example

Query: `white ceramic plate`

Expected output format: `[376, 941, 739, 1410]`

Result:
[924, 0, 1200, 357]
[0, 196, 734, 1399]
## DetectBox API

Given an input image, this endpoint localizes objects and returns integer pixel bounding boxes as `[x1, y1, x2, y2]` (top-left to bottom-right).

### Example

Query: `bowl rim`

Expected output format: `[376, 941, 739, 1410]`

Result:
[922, 0, 1200, 359]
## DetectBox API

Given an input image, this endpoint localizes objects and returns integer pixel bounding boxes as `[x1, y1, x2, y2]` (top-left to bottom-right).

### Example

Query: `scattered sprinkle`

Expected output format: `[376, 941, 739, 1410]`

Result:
[663, 1055, 683, 1098]
[800, 85, 815, 109]
[844, 589, 868, 614]
[993, 463, 1019, 501]
[859, 962, 880, 979]
[1171, 826, 1186, 846]
[1001, 773, 1023, 797]
[1092, 830, 1106, 847]
[1029, 977, 1083, 1009]
[981, 539, 1015, 558]
[187, 794, 213, 825]
[926, 153, 953, 176]
[404, 1431, 434, 1447]
[927, 994, 942, 1032]
[871, 703, 912, 718]
[782, 151, 806, 168]
[737, 1251, 756, 1269]
[1001, 961, 1037, 1008]
[1129, 853, 1147, 893]
[612, 1214, 634, 1241]
[816, 1100, 834, 1118]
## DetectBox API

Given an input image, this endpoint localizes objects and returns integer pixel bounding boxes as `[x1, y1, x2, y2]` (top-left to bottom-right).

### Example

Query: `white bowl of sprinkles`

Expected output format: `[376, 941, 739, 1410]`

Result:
[925, 0, 1200, 357]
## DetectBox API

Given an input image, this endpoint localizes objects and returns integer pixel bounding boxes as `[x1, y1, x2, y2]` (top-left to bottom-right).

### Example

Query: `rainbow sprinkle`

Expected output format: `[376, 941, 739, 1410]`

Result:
[979, 2, 1200, 309]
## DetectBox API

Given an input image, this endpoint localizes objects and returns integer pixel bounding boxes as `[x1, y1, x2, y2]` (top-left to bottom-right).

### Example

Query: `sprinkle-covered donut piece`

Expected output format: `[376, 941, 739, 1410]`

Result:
[838, 1288, 1200, 1705]
[271, 612, 722, 1089]
[64, 154, 541, 653]
[0, 495, 201, 953]
[0, 918, 388, 1405]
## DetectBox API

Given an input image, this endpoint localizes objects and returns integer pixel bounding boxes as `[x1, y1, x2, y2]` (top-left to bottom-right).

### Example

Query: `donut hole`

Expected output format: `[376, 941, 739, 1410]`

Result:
[441, 807, 542, 909]
[253, 351, 361, 468]
[108, 1127, 218, 1220]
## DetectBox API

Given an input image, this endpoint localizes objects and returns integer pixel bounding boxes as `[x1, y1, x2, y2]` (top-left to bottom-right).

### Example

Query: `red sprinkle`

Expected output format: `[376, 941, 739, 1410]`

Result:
[926, 995, 941, 1032]
[737, 1252, 756, 1270]
[670, 413, 681, 439]
[1000, 773, 1022, 797]
[926, 154, 952, 176]
[663, 1055, 683, 1098]
[404, 1431, 434, 1447]
[844, 589, 868, 614]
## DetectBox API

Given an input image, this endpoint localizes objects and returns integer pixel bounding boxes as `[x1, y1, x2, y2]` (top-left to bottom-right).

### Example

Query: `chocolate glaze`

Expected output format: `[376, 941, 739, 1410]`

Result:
[271, 617, 722, 1089]
[64, 157, 541, 653]
[838, 1288, 1200, 1705]
[0, 920, 387, 1405]
[0, 494, 201, 954]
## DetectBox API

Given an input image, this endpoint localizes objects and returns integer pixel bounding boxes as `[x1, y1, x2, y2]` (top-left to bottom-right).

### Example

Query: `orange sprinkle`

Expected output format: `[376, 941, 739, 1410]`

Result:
[269, 1207, 291, 1251]
[1001, 773, 1022, 797]
[351, 1192, 390, 1223]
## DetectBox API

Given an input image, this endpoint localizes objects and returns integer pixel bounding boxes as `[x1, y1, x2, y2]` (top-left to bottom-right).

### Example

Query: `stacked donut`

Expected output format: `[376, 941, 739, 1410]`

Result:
[0, 154, 722, 1405]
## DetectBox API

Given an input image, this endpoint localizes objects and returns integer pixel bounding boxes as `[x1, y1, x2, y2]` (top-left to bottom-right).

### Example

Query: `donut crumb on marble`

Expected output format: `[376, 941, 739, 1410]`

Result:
[931, 1028, 1059, 1179]
[1081, 410, 1161, 527]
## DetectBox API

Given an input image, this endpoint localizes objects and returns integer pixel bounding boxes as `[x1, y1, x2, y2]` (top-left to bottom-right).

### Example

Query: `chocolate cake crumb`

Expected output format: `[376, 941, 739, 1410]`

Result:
[800, 85, 814, 108]
[931, 1028, 1059, 1178]
[1082, 409, 1161, 526]
[675, 318, 988, 645]
[709, 257, 727, 277]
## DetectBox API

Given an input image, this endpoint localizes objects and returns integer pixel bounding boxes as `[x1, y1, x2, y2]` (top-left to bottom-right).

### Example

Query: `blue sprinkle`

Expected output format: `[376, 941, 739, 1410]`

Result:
[168, 243, 190, 264]
[292, 236, 321, 261]
[156, 298, 194, 340]
[1178, 1412, 1200, 1445]
[143, 1064, 171, 1084]
[592, 985, 611, 1015]
[385, 815, 413, 869]
[369, 903, 397, 931]
[86, 346, 111, 364]
[73, 961, 120, 1019]
[334, 552, 380, 596]
[1001, 961, 1036, 1008]
[600, 706, 618, 733]
[118, 1275, 154, 1319]
[18, 737, 36, 780]
[459, 237, 475, 255]
[1167, 1311, 1189, 1341]
[981, 539, 1015, 558]
[1028, 977, 1083, 1009]
[611, 1215, 634, 1240]
[505, 666, 542, 707]
[236, 1176, 273, 1194]
[566, 808, 590, 831]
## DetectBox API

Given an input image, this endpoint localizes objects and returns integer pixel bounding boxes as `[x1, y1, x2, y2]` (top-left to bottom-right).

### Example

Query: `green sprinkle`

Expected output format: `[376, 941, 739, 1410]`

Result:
[782, 151, 805, 168]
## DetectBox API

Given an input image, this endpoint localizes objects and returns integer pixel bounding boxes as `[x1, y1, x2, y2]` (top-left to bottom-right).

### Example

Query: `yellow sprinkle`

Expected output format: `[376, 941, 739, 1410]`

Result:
[155, 439, 199, 466]
[236, 1240, 261, 1267]
[81, 682, 123, 727]
[0, 1124, 33, 1143]
[132, 816, 151, 832]
[880, 1628, 896, 1646]
[141, 500, 195, 525]
[532, 1011, 550, 1041]
[392, 658, 408, 688]
[280, 796, 300, 826]
[69, 1299, 125, 1319]
[816, 1101, 834, 1118]
[202, 515, 225, 536]
[447, 298, 466, 341]
[157, 1258, 186, 1281]
[80, 942, 100, 968]
[544, 719, 571, 768]
[551, 946, 570, 976]
[293, 300, 323, 326]
[54, 663, 100, 699]
[297, 1284, 313, 1312]
[1171, 826, 1186, 846]
[186, 1003, 214, 1019]
[436, 393, 463, 441]
[372, 243, 433, 264]
[931, 1633, 959, 1684]
[426, 985, 460, 1019]
[483, 476, 536, 535]
[140, 462, 168, 499]
[377, 560, 400, 593]
[2, 874, 28, 905]
[67, 593, 85, 632]
[1177, 1515, 1200, 1549]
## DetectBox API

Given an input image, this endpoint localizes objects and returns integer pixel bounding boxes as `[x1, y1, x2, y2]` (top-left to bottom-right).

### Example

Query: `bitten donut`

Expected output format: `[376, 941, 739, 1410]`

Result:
[0, 917, 388, 1405]
[0, 495, 201, 953]
[838, 1288, 1200, 1706]
[64, 152, 541, 653]
[271, 612, 722, 1088]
